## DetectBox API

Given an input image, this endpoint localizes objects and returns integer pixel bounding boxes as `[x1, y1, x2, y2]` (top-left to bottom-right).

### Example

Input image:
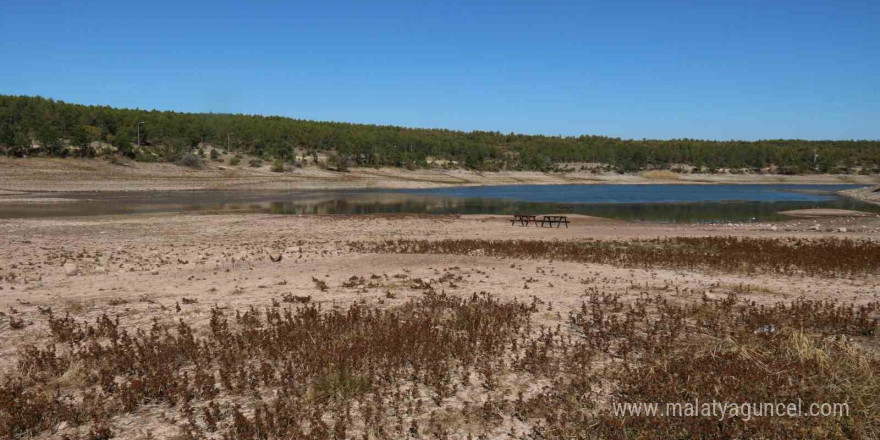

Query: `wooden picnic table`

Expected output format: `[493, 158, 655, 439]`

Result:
[538, 215, 569, 228]
[511, 214, 538, 226]
[510, 214, 569, 228]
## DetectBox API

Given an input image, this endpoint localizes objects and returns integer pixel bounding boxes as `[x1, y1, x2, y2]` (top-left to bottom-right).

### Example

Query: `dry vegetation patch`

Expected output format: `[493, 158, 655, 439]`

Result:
[2, 287, 878, 439]
[349, 237, 880, 277]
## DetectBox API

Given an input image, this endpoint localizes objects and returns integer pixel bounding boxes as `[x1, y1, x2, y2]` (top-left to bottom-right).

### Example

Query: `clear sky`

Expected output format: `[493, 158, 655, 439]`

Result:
[1, 0, 877, 140]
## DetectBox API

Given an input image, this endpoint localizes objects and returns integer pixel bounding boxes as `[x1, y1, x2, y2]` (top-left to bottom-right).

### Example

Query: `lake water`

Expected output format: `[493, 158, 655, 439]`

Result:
[1, 184, 876, 222]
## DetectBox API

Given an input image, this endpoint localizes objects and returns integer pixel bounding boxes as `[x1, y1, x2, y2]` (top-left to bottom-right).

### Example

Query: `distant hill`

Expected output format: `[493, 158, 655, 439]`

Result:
[0, 94, 877, 173]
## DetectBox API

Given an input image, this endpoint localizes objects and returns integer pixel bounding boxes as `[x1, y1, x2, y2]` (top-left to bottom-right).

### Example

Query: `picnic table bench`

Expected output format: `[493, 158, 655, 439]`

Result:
[510, 215, 569, 228]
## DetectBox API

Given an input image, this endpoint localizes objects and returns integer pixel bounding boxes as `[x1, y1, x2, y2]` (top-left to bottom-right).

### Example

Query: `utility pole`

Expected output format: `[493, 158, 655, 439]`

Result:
[137, 121, 145, 147]
[227, 132, 234, 152]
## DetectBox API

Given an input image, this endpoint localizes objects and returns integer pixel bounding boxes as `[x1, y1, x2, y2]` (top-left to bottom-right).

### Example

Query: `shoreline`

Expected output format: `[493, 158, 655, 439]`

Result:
[839, 185, 880, 206]
[1, 157, 876, 193]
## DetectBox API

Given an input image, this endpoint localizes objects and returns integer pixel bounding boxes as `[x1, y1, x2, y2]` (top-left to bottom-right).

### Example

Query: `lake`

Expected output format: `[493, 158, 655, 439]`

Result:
[1, 184, 876, 222]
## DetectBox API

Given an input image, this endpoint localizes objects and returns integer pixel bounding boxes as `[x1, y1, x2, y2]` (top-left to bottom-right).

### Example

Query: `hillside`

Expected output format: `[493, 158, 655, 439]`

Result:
[1, 94, 878, 174]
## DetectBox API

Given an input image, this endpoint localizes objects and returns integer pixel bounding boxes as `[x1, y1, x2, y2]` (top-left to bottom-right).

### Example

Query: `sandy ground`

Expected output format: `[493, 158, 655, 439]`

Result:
[3, 211, 879, 361]
[1, 211, 879, 438]
[1, 157, 876, 193]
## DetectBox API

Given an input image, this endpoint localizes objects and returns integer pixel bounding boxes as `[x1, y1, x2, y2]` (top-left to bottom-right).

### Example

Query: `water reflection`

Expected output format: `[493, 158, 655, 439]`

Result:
[1, 185, 877, 223]
[259, 194, 879, 222]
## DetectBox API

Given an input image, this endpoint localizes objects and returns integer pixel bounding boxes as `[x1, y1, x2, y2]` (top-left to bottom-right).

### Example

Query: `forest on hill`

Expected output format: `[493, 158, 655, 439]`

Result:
[1, 94, 877, 173]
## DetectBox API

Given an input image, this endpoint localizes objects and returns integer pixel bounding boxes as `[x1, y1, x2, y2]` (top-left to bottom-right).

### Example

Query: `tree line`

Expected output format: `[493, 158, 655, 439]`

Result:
[1, 94, 877, 173]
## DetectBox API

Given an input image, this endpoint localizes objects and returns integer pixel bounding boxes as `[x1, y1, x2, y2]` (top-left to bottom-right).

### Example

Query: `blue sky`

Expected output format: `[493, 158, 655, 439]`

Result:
[1, 0, 877, 140]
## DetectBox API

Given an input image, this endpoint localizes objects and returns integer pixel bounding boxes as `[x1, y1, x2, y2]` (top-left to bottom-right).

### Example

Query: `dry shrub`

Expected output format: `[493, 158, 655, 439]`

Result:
[1, 291, 531, 439]
[588, 331, 880, 439]
[544, 293, 880, 439]
[281, 293, 311, 303]
[8, 315, 26, 329]
[311, 277, 328, 292]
